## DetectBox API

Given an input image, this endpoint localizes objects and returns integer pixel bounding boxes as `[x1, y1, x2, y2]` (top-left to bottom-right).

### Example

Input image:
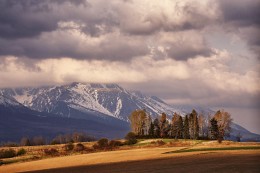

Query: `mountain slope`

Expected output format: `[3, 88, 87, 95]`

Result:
[229, 123, 260, 142]
[1, 82, 259, 142]
[0, 94, 129, 142]
[1, 82, 183, 121]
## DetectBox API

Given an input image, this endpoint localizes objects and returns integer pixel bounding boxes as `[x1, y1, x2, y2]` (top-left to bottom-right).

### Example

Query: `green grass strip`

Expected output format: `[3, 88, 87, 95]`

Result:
[164, 146, 260, 154]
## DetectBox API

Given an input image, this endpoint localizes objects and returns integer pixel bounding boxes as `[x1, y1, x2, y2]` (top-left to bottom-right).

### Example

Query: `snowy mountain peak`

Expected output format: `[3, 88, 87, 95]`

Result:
[1, 83, 260, 141]
[0, 82, 184, 120]
[0, 94, 22, 107]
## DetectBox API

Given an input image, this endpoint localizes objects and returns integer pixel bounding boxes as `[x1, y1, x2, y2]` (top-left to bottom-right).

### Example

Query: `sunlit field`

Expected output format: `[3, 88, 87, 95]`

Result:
[1, 139, 260, 173]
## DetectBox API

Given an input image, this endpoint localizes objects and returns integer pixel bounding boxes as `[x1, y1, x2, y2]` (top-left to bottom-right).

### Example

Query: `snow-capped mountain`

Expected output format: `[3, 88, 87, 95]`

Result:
[0, 93, 129, 142]
[0, 93, 22, 108]
[1, 82, 260, 142]
[0, 82, 185, 121]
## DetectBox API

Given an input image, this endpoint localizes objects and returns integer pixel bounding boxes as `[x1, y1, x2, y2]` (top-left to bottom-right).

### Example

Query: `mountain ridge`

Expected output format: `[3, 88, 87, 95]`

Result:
[0, 82, 185, 121]
[1, 82, 259, 142]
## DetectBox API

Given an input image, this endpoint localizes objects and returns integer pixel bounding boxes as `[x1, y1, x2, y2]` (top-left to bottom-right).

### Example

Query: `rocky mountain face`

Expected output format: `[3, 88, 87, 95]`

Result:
[0, 82, 185, 121]
[0, 82, 259, 142]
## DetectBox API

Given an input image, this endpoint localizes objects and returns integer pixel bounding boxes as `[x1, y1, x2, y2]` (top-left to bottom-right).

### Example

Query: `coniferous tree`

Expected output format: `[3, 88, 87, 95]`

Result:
[153, 118, 160, 137]
[171, 112, 179, 138]
[159, 113, 170, 137]
[178, 116, 184, 139]
[210, 118, 219, 140]
[183, 115, 190, 139]
[148, 121, 155, 137]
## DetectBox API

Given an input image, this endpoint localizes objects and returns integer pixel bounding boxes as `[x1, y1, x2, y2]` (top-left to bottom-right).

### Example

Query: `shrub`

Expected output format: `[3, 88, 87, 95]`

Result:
[92, 143, 99, 150]
[43, 148, 58, 156]
[64, 142, 74, 151]
[50, 140, 60, 145]
[217, 137, 223, 143]
[85, 147, 94, 152]
[74, 143, 85, 152]
[150, 140, 165, 146]
[17, 148, 26, 156]
[97, 138, 109, 148]
[108, 140, 123, 148]
[0, 149, 16, 158]
[125, 132, 137, 145]
[157, 140, 165, 146]
[2, 142, 18, 147]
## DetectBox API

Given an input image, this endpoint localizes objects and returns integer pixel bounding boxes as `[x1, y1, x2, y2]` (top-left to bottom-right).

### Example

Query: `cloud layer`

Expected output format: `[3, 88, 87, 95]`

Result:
[0, 0, 259, 112]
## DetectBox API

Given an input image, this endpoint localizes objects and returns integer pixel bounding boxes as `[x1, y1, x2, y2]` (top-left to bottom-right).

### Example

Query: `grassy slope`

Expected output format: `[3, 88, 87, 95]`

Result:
[0, 139, 260, 173]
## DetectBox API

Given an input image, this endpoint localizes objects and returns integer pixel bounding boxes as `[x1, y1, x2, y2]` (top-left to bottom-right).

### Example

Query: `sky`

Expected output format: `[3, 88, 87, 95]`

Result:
[0, 0, 259, 133]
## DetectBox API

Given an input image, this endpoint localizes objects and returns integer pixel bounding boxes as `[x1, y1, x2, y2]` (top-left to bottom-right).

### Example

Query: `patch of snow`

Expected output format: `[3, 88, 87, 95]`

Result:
[114, 98, 122, 117]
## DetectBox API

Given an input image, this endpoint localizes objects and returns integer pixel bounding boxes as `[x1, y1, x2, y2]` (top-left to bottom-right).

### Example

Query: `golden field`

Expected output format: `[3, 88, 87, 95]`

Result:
[0, 140, 260, 173]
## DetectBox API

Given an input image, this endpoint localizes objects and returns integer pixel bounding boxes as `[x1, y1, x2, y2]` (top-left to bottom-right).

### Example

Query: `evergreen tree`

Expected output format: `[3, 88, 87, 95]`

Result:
[171, 112, 179, 138]
[210, 118, 219, 140]
[153, 118, 160, 137]
[178, 116, 184, 139]
[183, 115, 190, 139]
[148, 121, 155, 137]
[194, 114, 199, 139]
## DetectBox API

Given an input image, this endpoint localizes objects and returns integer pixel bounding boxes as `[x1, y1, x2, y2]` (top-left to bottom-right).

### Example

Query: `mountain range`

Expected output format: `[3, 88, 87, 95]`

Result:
[0, 82, 259, 142]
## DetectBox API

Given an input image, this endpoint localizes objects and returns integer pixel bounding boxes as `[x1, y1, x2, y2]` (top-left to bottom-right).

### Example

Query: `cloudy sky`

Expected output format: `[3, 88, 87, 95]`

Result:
[0, 0, 259, 133]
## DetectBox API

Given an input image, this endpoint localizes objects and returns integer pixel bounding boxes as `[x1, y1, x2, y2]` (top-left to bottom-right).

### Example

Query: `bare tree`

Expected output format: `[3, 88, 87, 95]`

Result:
[214, 109, 233, 142]
[20, 137, 31, 146]
[198, 113, 207, 138]
[129, 109, 148, 136]
[32, 136, 45, 146]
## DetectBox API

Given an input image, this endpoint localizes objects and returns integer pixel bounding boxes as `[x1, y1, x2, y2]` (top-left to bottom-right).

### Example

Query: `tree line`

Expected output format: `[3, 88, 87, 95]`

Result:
[129, 109, 232, 142]
[0, 132, 95, 147]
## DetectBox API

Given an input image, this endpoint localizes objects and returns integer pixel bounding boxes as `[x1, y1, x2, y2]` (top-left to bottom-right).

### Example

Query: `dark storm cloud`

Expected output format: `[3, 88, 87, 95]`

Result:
[219, 0, 260, 27]
[0, 0, 87, 39]
[0, 34, 149, 60]
[0, 0, 148, 60]
[0, 0, 216, 61]
[0, 0, 259, 61]
[219, 0, 260, 58]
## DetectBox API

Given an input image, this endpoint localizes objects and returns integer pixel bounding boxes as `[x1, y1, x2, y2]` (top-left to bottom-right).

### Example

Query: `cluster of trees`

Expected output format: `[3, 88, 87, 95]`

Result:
[129, 109, 232, 142]
[50, 132, 95, 145]
[0, 148, 26, 159]
[1, 132, 95, 147]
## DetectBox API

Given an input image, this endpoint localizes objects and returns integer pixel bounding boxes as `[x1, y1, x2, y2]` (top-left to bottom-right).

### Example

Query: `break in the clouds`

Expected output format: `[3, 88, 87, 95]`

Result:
[0, 0, 259, 132]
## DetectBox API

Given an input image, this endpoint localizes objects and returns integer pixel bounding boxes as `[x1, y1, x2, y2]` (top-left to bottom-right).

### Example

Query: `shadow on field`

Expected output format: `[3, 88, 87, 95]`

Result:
[20, 153, 260, 173]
